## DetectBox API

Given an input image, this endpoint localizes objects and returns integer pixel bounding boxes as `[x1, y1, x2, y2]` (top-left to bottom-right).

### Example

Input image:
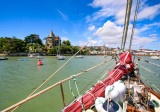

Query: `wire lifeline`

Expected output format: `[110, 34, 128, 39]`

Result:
[100, 62, 115, 80]
[139, 58, 160, 67]
[140, 76, 160, 92]
[139, 64, 160, 77]
[11, 16, 116, 112]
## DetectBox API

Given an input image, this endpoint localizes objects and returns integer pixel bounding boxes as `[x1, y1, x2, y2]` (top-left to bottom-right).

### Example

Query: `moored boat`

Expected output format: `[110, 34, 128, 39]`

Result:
[151, 56, 159, 60]
[76, 55, 83, 58]
[0, 57, 8, 60]
[16, 59, 30, 61]
[35, 55, 43, 59]
[57, 55, 65, 60]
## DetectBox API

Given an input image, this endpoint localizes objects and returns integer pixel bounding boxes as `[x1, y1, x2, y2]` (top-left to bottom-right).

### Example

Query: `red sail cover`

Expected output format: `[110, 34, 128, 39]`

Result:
[64, 67, 128, 112]
[64, 52, 133, 112]
[120, 52, 132, 64]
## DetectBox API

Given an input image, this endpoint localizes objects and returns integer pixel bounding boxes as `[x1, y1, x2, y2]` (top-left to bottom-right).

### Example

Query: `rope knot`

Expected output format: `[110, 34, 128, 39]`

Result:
[72, 75, 77, 81]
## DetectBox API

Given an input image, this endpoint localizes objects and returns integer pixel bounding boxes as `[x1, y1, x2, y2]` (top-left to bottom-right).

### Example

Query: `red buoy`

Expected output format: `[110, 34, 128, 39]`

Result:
[37, 59, 43, 65]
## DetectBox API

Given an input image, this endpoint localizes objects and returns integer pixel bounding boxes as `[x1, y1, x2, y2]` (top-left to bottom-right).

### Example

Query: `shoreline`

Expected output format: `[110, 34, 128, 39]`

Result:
[0, 53, 157, 57]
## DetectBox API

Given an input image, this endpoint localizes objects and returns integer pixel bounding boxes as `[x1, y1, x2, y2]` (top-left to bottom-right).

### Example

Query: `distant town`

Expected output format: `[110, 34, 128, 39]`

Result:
[0, 29, 159, 56]
[79, 46, 160, 56]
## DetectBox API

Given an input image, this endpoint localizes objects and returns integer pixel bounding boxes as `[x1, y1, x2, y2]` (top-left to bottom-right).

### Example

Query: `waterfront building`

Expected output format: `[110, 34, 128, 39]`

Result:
[46, 29, 61, 49]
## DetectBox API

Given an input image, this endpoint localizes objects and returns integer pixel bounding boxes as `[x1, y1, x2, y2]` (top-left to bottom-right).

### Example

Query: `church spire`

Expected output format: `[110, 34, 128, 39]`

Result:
[48, 29, 54, 37]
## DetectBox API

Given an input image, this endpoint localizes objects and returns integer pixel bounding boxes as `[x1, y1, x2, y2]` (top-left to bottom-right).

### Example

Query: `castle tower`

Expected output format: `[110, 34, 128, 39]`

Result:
[46, 29, 61, 49]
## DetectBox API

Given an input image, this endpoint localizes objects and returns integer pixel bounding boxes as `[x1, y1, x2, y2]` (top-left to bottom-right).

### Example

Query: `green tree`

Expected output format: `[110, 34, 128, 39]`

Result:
[83, 49, 89, 55]
[24, 34, 43, 46]
[24, 34, 44, 52]
[60, 45, 72, 54]
[62, 40, 71, 46]
[1, 37, 26, 52]
[0, 37, 8, 51]
[71, 46, 79, 54]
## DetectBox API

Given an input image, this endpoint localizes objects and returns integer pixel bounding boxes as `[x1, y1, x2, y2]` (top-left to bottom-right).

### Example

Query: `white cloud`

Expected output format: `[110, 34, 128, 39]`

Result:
[87, 0, 160, 25]
[88, 25, 95, 31]
[77, 37, 102, 46]
[84, 0, 159, 49]
[89, 0, 126, 8]
[95, 21, 157, 49]
[96, 21, 123, 47]
[61, 37, 69, 41]
[56, 9, 68, 20]
[62, 29, 68, 34]
[149, 34, 158, 37]
[135, 22, 160, 34]
[87, 0, 126, 22]
[138, 4, 160, 20]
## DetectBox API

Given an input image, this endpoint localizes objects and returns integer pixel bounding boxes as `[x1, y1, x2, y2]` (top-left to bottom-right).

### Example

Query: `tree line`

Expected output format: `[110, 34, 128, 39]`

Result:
[0, 34, 89, 55]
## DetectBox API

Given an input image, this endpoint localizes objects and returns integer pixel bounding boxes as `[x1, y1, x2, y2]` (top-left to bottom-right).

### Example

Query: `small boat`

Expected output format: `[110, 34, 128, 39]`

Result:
[17, 59, 30, 61]
[57, 39, 65, 60]
[28, 54, 35, 58]
[103, 55, 107, 58]
[151, 56, 159, 60]
[76, 55, 83, 58]
[57, 55, 65, 60]
[35, 55, 43, 59]
[0, 57, 8, 60]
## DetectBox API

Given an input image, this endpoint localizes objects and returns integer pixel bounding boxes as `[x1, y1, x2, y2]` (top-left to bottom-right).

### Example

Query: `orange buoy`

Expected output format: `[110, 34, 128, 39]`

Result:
[37, 59, 43, 65]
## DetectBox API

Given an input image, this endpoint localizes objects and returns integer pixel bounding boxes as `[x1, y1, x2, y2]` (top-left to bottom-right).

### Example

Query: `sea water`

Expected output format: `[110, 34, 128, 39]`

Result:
[0, 56, 159, 112]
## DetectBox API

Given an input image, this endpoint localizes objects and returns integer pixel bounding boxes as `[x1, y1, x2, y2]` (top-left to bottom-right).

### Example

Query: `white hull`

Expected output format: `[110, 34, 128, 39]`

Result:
[57, 55, 65, 60]
[151, 56, 159, 60]
[76, 55, 83, 58]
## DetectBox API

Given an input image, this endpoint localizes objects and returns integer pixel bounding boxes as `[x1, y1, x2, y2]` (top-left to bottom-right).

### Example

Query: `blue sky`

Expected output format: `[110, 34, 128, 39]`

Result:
[0, 0, 160, 50]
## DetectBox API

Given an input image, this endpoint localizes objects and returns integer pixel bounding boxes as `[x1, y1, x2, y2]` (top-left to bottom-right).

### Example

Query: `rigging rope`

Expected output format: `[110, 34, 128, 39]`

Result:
[121, 0, 129, 49]
[122, 0, 133, 51]
[129, 0, 140, 51]
[11, 16, 116, 112]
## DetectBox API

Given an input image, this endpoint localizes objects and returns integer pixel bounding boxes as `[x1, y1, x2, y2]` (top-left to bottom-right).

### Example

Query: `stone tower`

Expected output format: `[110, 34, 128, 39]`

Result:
[46, 29, 61, 49]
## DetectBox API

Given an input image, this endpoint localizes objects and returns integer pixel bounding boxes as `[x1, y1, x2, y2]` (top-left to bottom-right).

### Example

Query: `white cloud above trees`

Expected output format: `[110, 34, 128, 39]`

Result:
[84, 0, 160, 49]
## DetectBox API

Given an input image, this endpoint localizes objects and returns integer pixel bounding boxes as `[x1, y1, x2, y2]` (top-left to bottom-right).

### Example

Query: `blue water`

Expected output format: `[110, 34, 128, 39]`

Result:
[0, 56, 159, 112]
